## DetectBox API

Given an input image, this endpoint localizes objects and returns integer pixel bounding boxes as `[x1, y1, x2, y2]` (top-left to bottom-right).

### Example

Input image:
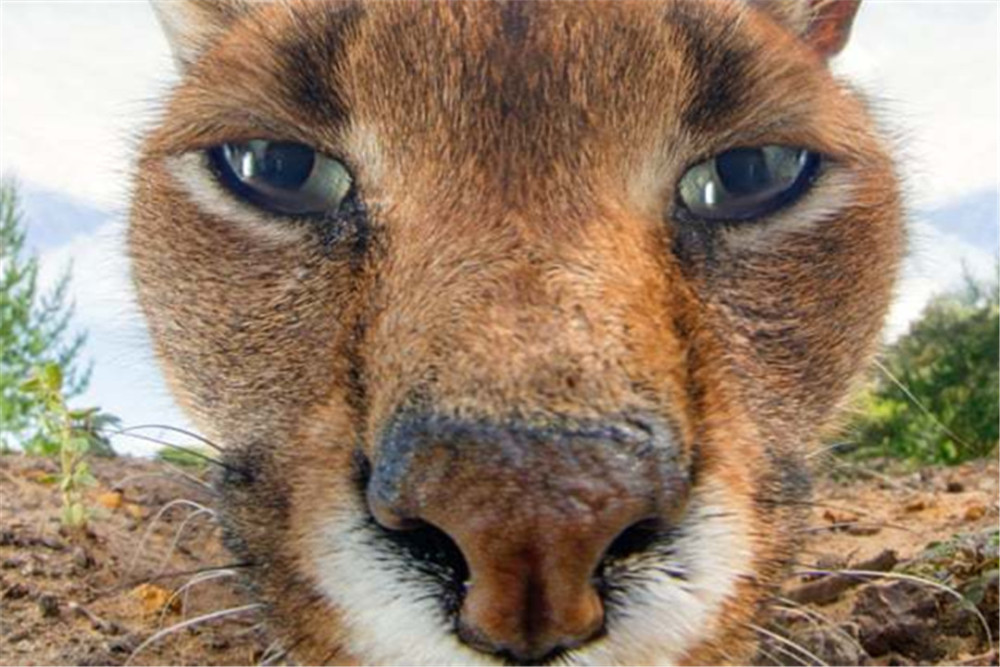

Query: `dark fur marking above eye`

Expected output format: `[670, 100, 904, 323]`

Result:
[499, 0, 530, 46]
[666, 3, 753, 132]
[277, 3, 365, 124]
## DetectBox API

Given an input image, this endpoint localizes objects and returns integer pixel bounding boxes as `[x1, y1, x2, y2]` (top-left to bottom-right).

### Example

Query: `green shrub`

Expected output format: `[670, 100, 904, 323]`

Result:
[846, 274, 999, 464]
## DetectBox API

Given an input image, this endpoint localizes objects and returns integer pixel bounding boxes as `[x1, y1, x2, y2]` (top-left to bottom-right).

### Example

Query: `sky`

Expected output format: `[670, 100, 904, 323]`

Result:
[1, 1, 998, 455]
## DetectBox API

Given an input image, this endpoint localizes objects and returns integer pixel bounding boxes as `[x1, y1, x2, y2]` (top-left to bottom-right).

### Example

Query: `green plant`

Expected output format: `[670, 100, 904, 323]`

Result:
[19, 363, 118, 529]
[845, 273, 999, 464]
[0, 180, 92, 452]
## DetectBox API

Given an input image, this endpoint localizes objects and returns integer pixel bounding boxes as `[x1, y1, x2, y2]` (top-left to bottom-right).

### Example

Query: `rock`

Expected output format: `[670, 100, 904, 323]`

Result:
[787, 550, 898, 605]
[95, 490, 124, 511]
[1, 556, 25, 570]
[946, 480, 966, 493]
[5, 629, 30, 644]
[71, 546, 94, 570]
[68, 601, 122, 635]
[38, 593, 60, 618]
[208, 636, 231, 651]
[66, 647, 120, 667]
[130, 582, 181, 615]
[2, 582, 30, 600]
[856, 580, 940, 620]
[964, 505, 987, 521]
[857, 615, 938, 660]
[853, 581, 944, 660]
[107, 635, 139, 654]
[38, 535, 66, 551]
[904, 498, 927, 513]
[799, 626, 869, 666]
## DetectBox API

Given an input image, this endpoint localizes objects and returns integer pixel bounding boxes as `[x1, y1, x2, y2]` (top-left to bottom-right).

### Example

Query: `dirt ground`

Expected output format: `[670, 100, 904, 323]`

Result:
[0, 452, 996, 666]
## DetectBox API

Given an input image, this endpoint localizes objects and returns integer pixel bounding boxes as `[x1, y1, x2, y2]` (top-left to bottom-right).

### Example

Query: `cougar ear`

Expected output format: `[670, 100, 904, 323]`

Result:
[153, 0, 249, 69]
[753, 0, 862, 59]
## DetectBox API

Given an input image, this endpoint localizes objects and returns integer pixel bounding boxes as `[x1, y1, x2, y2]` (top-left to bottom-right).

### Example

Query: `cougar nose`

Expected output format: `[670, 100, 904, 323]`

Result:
[367, 415, 686, 662]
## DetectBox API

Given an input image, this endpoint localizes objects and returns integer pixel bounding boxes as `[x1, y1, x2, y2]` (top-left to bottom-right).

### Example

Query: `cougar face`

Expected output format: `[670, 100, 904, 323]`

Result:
[129, 0, 904, 663]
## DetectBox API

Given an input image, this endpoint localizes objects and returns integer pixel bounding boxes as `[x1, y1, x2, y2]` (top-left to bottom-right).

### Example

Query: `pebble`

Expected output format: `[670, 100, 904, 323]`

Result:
[6, 629, 30, 644]
[208, 636, 231, 651]
[38, 593, 60, 618]
[2, 582, 30, 600]
[38, 536, 66, 551]
[904, 498, 927, 512]
[71, 546, 94, 570]
[946, 480, 965, 493]
[964, 504, 987, 521]
[68, 601, 121, 635]
[96, 491, 124, 511]
[107, 635, 138, 654]
[1, 556, 25, 570]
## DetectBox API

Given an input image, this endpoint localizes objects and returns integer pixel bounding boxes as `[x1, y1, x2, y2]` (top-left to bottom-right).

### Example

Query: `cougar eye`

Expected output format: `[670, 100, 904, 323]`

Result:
[677, 146, 821, 221]
[208, 140, 353, 216]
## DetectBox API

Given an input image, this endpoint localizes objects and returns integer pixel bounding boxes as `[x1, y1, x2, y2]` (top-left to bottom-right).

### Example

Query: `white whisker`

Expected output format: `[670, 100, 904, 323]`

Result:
[126, 603, 264, 665]
[747, 622, 828, 666]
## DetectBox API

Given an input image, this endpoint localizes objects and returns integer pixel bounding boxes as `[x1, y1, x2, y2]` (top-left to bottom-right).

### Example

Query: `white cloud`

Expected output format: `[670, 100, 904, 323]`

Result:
[0, 2, 175, 209]
[886, 217, 997, 341]
[835, 2, 999, 210]
[36, 220, 132, 330]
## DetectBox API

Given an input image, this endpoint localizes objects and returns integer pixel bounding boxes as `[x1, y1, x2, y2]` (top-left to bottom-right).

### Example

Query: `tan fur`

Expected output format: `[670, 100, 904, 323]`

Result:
[129, 1, 903, 664]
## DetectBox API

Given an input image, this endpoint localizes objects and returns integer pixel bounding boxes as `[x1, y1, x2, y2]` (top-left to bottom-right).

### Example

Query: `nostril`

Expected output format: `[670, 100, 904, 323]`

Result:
[358, 450, 470, 609]
[371, 517, 470, 607]
[602, 517, 665, 562]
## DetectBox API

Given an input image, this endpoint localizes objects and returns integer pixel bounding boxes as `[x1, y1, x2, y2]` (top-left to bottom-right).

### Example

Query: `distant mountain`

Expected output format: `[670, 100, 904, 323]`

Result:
[920, 188, 998, 252]
[18, 184, 113, 251]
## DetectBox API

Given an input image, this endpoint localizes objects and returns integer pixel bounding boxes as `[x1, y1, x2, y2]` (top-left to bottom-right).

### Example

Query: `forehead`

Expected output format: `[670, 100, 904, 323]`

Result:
[185, 0, 822, 142]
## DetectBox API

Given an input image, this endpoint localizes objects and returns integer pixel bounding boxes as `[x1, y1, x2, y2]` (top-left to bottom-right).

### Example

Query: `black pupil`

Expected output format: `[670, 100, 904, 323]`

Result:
[715, 148, 770, 196]
[254, 142, 315, 189]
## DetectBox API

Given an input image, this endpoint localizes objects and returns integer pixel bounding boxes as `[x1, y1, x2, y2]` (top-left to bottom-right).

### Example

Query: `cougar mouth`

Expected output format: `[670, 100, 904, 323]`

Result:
[358, 517, 688, 665]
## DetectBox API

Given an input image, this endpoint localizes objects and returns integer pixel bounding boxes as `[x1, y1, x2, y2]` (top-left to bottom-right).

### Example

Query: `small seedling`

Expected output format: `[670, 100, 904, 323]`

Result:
[20, 363, 103, 530]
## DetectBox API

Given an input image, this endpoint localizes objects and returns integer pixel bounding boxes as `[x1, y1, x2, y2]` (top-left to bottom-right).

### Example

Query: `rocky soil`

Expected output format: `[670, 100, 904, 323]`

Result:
[0, 452, 996, 666]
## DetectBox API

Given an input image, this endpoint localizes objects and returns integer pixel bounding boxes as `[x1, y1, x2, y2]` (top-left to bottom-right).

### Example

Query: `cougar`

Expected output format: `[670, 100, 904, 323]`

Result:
[129, 0, 904, 663]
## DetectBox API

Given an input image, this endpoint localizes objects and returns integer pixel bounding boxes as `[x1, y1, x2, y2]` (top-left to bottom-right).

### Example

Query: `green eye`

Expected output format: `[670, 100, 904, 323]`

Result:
[677, 146, 821, 221]
[208, 140, 353, 216]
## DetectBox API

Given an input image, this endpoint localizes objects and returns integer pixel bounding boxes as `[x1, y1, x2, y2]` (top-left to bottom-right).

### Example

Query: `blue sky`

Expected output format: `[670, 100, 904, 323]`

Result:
[1, 1, 998, 455]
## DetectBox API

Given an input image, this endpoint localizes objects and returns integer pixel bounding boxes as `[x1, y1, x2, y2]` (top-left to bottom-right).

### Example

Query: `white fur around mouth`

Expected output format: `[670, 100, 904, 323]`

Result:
[309, 477, 752, 666]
